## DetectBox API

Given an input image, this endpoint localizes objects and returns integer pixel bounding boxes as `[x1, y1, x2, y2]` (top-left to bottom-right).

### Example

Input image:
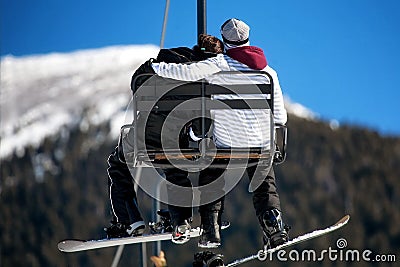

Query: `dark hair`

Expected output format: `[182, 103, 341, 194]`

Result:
[197, 34, 224, 54]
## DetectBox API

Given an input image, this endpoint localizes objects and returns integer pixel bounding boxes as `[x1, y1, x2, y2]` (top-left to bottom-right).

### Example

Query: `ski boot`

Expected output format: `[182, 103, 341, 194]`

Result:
[104, 220, 145, 239]
[258, 208, 289, 249]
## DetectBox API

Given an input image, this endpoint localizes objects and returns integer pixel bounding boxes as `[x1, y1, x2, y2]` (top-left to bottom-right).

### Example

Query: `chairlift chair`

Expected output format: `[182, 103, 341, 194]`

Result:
[119, 71, 287, 171]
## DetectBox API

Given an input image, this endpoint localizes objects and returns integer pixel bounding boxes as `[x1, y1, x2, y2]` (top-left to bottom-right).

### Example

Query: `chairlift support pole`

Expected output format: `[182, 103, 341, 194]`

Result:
[197, 0, 207, 36]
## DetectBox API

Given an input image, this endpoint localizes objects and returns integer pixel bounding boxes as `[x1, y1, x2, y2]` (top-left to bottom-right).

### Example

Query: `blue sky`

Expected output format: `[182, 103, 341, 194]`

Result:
[2, 0, 400, 136]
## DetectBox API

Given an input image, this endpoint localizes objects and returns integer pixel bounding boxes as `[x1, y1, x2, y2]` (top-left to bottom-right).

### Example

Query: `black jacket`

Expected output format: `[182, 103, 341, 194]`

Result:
[131, 47, 216, 150]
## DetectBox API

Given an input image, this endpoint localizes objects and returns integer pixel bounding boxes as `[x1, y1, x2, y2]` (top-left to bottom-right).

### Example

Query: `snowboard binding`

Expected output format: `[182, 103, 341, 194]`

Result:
[149, 209, 173, 234]
[149, 209, 231, 235]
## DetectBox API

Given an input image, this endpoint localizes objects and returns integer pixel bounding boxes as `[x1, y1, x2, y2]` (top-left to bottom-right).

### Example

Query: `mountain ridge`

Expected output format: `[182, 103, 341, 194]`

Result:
[1, 45, 319, 159]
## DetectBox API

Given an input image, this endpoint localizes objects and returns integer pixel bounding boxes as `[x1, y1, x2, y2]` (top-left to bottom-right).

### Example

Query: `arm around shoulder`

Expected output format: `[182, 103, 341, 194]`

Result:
[152, 57, 221, 81]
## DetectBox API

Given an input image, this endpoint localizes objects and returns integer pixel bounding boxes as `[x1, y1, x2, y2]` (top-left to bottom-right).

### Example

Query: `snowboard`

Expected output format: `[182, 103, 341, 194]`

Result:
[58, 227, 201, 253]
[226, 215, 350, 267]
[58, 220, 230, 253]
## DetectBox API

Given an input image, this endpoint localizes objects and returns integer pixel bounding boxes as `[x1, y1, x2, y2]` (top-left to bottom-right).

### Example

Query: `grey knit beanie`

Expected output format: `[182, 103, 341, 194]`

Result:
[220, 18, 250, 45]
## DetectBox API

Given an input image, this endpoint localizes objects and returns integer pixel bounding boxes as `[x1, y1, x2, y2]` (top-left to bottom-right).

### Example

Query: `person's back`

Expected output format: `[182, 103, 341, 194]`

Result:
[133, 34, 224, 150]
[205, 59, 274, 149]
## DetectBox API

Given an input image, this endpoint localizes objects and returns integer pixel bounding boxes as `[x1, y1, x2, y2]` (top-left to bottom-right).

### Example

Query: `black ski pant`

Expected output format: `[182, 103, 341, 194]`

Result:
[203, 162, 281, 218]
[163, 161, 280, 228]
[107, 143, 143, 225]
[163, 167, 225, 226]
[248, 165, 281, 216]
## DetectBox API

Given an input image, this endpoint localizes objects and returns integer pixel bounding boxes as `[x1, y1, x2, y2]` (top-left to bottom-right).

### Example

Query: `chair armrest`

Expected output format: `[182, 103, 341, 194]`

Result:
[274, 124, 287, 164]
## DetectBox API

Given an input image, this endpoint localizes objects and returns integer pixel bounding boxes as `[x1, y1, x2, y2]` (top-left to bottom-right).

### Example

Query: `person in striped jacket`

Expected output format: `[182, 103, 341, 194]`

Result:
[152, 18, 289, 249]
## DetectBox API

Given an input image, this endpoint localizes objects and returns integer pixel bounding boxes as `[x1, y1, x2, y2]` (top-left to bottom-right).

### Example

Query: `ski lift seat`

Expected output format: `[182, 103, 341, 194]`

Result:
[120, 71, 287, 169]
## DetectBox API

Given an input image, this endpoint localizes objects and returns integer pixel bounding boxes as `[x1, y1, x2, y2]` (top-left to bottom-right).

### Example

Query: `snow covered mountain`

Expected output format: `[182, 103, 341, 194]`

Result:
[0, 45, 316, 159]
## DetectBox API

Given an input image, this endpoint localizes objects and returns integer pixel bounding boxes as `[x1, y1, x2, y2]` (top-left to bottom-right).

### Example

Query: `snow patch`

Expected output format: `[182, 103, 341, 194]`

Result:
[284, 95, 318, 120]
[1, 45, 159, 158]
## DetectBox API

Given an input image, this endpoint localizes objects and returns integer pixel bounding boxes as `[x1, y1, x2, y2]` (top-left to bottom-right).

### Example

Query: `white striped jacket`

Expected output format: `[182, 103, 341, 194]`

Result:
[152, 54, 287, 148]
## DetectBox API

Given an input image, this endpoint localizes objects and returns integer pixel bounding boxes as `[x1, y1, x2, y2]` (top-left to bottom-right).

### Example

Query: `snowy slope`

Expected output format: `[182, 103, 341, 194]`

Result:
[0, 45, 316, 159]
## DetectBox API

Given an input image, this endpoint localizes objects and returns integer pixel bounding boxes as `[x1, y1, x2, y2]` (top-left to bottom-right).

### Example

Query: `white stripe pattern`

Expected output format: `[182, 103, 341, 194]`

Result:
[152, 54, 287, 148]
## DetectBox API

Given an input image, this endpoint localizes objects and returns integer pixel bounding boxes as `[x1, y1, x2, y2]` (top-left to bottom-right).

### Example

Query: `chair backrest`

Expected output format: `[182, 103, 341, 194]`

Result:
[121, 71, 278, 170]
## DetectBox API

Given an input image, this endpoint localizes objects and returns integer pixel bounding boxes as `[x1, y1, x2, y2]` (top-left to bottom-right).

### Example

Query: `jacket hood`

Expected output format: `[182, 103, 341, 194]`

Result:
[226, 46, 267, 70]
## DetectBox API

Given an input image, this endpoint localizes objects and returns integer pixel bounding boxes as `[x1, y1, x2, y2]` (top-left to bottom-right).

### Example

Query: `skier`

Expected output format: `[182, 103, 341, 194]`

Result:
[104, 34, 225, 239]
[151, 18, 290, 249]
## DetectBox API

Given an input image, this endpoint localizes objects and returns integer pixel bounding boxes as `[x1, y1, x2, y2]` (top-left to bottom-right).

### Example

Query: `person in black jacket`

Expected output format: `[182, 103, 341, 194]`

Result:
[104, 34, 224, 239]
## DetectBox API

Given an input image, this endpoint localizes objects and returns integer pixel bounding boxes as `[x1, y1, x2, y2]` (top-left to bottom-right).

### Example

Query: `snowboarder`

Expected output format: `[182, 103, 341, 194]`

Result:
[151, 18, 290, 249]
[104, 34, 225, 239]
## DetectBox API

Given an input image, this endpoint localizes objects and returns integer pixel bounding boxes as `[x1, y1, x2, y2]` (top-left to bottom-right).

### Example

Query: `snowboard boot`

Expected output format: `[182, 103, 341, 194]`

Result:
[126, 221, 146, 236]
[171, 219, 192, 244]
[198, 211, 221, 248]
[105, 220, 145, 239]
[149, 209, 173, 234]
[258, 208, 289, 249]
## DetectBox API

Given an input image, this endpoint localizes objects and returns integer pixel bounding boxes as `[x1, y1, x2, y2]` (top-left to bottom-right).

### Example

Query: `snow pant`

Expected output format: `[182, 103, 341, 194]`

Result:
[163, 157, 281, 226]
[248, 165, 281, 216]
[107, 142, 143, 224]
[200, 162, 281, 218]
[163, 167, 225, 226]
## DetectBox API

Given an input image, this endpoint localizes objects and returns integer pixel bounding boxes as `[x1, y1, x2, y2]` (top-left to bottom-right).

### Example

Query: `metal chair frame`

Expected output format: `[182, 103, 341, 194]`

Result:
[120, 71, 287, 170]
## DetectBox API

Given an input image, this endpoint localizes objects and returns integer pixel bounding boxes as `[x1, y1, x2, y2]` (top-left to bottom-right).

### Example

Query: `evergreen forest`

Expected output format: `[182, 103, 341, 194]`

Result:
[1, 114, 399, 267]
